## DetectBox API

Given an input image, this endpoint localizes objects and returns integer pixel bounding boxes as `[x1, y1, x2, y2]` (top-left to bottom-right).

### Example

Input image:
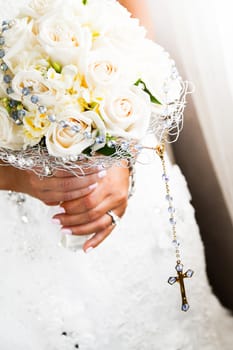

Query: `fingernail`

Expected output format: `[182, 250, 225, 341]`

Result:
[52, 218, 61, 225]
[85, 247, 94, 254]
[61, 228, 73, 235]
[57, 206, 66, 214]
[98, 170, 107, 178]
[88, 183, 98, 191]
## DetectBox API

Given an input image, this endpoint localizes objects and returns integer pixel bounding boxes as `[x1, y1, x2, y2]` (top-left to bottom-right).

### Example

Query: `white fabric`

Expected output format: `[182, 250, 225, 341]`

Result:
[0, 1, 233, 349]
[1, 147, 233, 349]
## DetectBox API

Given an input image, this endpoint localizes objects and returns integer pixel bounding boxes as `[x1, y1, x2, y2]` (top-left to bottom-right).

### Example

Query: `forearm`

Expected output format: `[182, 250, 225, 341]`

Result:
[0, 163, 19, 191]
[118, 0, 155, 38]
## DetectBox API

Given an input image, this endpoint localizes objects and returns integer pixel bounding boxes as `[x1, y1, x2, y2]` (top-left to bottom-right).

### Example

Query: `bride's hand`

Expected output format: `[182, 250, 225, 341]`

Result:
[52, 166, 130, 251]
[3, 165, 106, 205]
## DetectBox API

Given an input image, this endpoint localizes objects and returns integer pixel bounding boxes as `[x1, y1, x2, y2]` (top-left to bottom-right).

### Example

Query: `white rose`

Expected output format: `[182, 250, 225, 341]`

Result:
[100, 86, 151, 140]
[4, 19, 36, 73]
[37, 11, 92, 66]
[85, 50, 121, 90]
[11, 69, 56, 106]
[0, 106, 24, 150]
[46, 110, 106, 157]
[19, 0, 63, 19]
[87, 1, 146, 54]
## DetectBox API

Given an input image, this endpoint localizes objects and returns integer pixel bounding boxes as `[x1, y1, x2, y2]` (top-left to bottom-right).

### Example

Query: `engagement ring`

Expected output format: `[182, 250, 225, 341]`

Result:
[107, 210, 120, 226]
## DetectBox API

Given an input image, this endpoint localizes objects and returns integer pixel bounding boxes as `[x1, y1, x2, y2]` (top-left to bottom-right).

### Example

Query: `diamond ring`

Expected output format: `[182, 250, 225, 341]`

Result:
[106, 210, 120, 226]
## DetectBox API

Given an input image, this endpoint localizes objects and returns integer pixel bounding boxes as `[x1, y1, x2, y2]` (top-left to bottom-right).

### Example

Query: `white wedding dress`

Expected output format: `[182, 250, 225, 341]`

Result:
[0, 1, 233, 350]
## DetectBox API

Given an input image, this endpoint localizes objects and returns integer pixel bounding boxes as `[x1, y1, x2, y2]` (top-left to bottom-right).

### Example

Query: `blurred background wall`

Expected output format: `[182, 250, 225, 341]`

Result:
[148, 0, 233, 311]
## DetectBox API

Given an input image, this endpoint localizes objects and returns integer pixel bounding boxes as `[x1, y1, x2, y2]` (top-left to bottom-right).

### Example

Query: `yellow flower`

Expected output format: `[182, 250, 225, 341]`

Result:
[23, 113, 50, 146]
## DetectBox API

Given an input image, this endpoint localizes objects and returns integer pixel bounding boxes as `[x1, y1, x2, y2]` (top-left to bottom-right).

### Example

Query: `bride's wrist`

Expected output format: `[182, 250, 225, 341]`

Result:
[0, 163, 22, 192]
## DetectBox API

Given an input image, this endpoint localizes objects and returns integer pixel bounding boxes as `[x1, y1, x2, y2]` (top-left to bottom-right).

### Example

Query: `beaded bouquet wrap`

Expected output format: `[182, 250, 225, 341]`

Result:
[0, 0, 193, 311]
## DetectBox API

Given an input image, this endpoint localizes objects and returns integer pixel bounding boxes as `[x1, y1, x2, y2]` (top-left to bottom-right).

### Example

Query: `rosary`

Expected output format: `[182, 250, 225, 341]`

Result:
[156, 143, 194, 312]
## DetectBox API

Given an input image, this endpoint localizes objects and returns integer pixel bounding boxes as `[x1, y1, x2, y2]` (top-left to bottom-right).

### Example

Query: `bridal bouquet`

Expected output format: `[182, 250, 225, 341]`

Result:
[0, 0, 187, 175]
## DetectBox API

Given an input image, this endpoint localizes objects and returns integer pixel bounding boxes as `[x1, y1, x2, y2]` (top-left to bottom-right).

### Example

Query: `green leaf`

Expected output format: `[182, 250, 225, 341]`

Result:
[135, 78, 162, 105]
[82, 0, 88, 4]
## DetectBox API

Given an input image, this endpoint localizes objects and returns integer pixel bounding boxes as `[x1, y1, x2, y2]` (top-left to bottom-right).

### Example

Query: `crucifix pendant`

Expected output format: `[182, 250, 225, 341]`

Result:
[168, 263, 194, 312]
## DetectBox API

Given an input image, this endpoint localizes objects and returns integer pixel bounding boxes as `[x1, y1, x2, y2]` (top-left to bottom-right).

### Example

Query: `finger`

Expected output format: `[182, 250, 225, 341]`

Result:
[83, 226, 114, 252]
[53, 192, 126, 227]
[40, 182, 99, 204]
[61, 213, 113, 236]
[31, 169, 106, 195]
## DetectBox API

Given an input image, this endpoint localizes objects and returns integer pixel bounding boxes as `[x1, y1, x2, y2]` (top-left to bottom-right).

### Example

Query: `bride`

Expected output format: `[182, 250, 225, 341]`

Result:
[0, 0, 233, 349]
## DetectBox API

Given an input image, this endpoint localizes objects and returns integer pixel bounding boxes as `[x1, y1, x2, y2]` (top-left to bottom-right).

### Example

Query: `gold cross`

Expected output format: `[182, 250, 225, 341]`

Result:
[168, 263, 194, 312]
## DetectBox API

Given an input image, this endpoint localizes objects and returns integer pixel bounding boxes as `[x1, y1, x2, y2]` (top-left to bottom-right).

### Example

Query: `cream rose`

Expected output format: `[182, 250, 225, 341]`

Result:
[0, 106, 24, 150]
[37, 11, 92, 66]
[46, 110, 106, 157]
[85, 50, 120, 89]
[100, 86, 151, 140]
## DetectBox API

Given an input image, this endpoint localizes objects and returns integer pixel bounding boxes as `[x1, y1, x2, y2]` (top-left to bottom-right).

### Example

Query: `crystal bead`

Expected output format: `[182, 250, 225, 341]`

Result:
[168, 206, 175, 214]
[15, 119, 23, 125]
[96, 135, 105, 144]
[185, 269, 194, 278]
[165, 195, 173, 201]
[18, 158, 26, 167]
[31, 95, 39, 104]
[59, 120, 69, 128]
[2, 25, 9, 33]
[3, 74, 11, 83]
[84, 131, 92, 139]
[17, 109, 26, 118]
[0, 49, 5, 58]
[22, 87, 30, 96]
[71, 124, 81, 133]
[176, 264, 183, 272]
[6, 87, 14, 94]
[9, 99, 17, 108]
[169, 218, 176, 225]
[38, 105, 47, 114]
[162, 174, 169, 182]
[48, 114, 56, 122]
[168, 277, 177, 285]
[121, 142, 130, 151]
[7, 155, 16, 163]
[134, 144, 143, 152]
[182, 303, 190, 312]
[107, 140, 116, 148]
[0, 36, 5, 45]
[44, 166, 53, 176]
[0, 62, 8, 71]
[25, 159, 34, 167]
[11, 110, 19, 121]
[69, 155, 78, 162]
[172, 239, 180, 248]
[2, 20, 9, 26]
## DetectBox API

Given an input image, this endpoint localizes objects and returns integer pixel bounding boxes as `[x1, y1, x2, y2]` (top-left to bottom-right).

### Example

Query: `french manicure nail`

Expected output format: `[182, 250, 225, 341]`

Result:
[98, 170, 107, 178]
[89, 183, 98, 191]
[85, 247, 94, 254]
[61, 228, 73, 235]
[57, 206, 66, 214]
[52, 218, 61, 225]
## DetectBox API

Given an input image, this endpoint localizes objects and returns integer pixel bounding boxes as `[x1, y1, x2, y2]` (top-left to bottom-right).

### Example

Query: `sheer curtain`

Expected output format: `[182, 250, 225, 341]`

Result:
[148, 0, 233, 223]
